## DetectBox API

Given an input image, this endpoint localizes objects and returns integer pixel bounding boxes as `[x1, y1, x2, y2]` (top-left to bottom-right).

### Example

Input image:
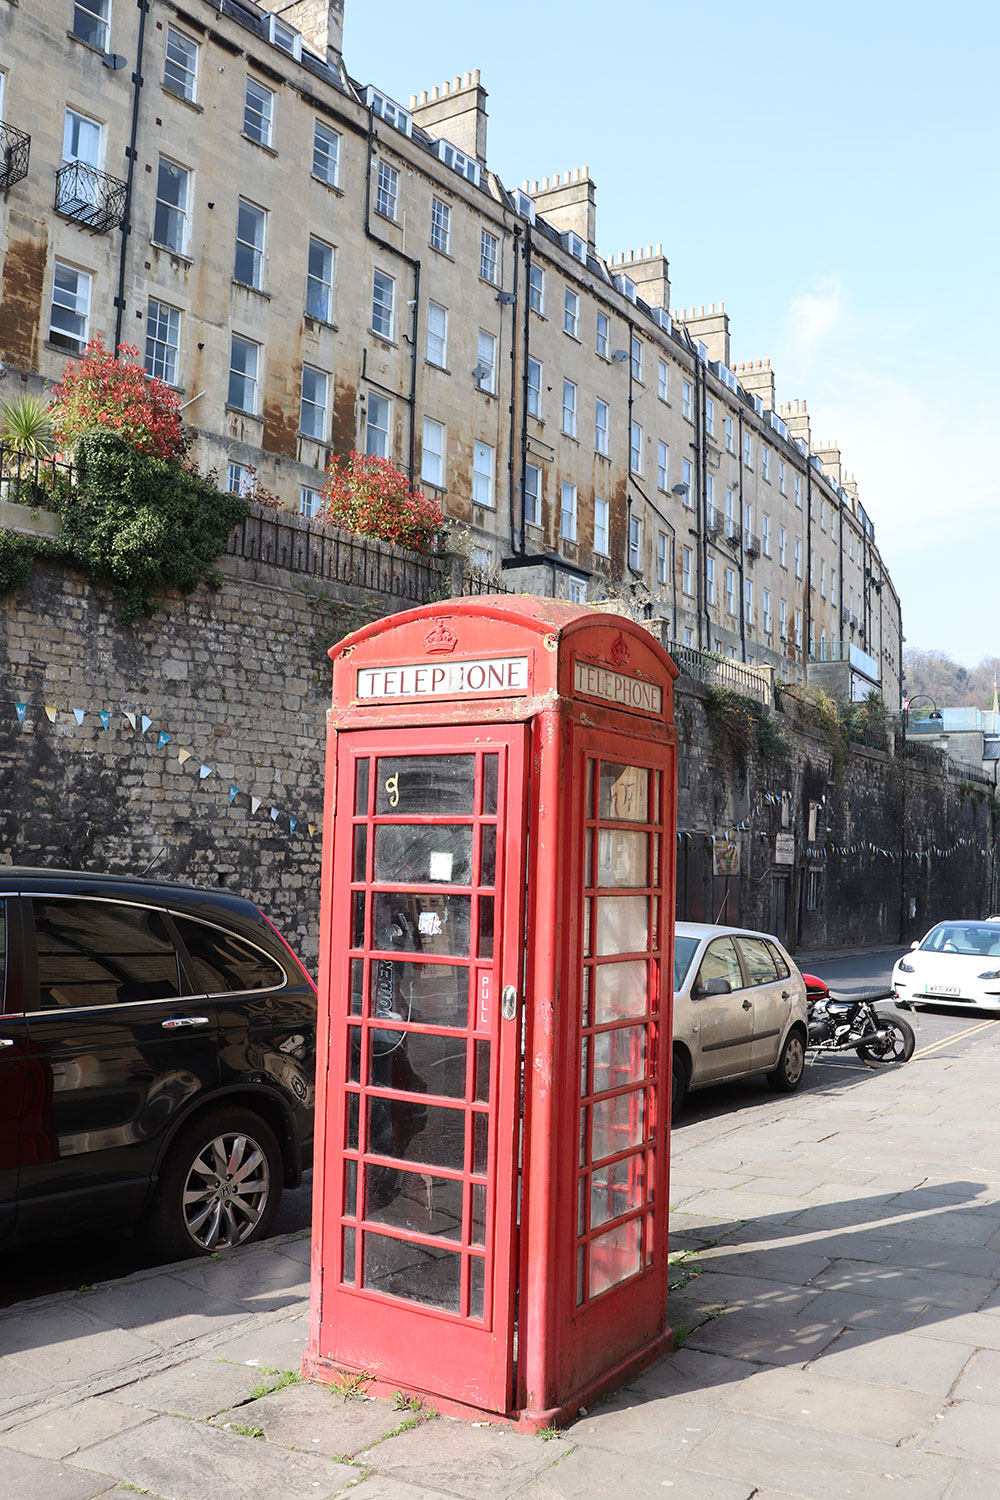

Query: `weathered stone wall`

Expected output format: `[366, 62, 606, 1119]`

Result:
[1, 562, 991, 964]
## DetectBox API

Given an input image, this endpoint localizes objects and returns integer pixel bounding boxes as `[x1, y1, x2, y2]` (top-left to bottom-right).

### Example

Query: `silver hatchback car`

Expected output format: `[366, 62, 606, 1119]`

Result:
[671, 921, 809, 1120]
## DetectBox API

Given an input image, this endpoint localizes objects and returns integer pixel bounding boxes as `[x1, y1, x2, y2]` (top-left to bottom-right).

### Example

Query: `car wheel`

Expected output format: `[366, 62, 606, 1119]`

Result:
[671, 1047, 690, 1123]
[767, 1029, 806, 1093]
[145, 1108, 283, 1260]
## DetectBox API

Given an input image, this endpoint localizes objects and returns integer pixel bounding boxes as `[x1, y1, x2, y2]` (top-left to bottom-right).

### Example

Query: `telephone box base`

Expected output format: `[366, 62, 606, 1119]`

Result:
[302, 1326, 674, 1432]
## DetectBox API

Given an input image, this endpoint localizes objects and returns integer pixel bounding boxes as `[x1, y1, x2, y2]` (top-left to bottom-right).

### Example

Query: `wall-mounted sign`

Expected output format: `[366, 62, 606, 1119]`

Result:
[573, 659, 663, 716]
[713, 837, 741, 877]
[774, 833, 795, 865]
[356, 656, 530, 701]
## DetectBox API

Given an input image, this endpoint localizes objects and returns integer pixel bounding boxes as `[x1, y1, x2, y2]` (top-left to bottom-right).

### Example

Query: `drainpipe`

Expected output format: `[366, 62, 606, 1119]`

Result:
[692, 351, 705, 647]
[113, 0, 149, 350]
[506, 223, 522, 555]
[517, 224, 533, 556]
[805, 465, 813, 670]
[736, 407, 747, 661]
[837, 499, 844, 656]
[364, 112, 420, 483]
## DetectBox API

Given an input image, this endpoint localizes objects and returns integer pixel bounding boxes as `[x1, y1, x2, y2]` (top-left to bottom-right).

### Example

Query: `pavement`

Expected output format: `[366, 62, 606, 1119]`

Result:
[5, 1029, 1000, 1500]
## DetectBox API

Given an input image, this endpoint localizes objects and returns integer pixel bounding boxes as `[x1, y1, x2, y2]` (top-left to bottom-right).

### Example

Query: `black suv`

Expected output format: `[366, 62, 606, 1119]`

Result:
[0, 869, 316, 1258]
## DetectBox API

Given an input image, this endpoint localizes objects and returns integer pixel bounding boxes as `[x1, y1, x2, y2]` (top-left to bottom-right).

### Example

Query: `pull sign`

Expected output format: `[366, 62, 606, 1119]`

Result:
[501, 985, 518, 1021]
[479, 972, 492, 1029]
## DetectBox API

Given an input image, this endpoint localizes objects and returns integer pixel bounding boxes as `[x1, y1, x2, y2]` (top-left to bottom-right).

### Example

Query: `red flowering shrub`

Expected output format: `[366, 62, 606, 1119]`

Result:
[49, 338, 187, 462]
[320, 449, 444, 554]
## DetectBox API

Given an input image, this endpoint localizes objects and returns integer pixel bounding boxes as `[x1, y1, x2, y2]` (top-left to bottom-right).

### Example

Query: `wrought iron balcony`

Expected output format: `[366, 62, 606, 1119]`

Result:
[54, 161, 127, 233]
[724, 520, 742, 548]
[704, 502, 724, 536]
[1, 121, 30, 194]
[743, 531, 761, 558]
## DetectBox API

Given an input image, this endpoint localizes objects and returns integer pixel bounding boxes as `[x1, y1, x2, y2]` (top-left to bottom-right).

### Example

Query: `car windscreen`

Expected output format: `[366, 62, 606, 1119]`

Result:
[921, 923, 1000, 957]
[673, 935, 700, 991]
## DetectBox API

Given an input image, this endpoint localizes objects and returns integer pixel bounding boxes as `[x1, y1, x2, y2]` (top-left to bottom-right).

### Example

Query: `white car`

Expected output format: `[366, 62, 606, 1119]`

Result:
[671, 921, 809, 1121]
[893, 921, 1000, 1013]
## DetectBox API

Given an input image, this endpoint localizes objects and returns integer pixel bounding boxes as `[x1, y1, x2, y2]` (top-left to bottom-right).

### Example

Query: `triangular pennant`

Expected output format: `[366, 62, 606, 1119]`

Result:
[251, 797, 262, 814]
[177, 748, 192, 764]
[289, 817, 297, 833]
[141, 715, 153, 735]
[308, 823, 317, 836]
[157, 732, 171, 749]
[229, 784, 240, 804]
[72, 708, 85, 726]
[124, 711, 137, 730]
[199, 764, 213, 779]
[14, 703, 26, 726]
[99, 711, 110, 731]
[270, 807, 279, 821]
[44, 706, 57, 723]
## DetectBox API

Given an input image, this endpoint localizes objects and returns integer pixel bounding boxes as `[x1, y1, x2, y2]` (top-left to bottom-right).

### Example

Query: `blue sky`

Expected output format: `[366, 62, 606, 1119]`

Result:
[343, 1, 999, 668]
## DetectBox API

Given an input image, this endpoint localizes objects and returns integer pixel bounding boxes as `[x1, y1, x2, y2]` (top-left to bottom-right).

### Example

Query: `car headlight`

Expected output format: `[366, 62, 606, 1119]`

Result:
[979, 969, 1000, 980]
[896, 960, 915, 973]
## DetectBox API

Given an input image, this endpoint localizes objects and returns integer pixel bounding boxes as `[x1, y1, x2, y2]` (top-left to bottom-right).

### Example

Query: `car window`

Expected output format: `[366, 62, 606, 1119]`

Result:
[173, 915, 285, 994]
[766, 942, 791, 980]
[31, 898, 186, 1011]
[695, 937, 743, 994]
[923, 924, 1000, 957]
[737, 937, 781, 986]
[673, 935, 699, 991]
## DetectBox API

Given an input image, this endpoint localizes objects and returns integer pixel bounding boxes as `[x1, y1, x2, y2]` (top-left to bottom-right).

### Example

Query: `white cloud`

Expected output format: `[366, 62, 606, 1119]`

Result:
[782, 277, 846, 360]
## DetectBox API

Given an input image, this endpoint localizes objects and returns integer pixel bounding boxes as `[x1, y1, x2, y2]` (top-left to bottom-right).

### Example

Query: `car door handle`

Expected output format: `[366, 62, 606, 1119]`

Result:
[161, 1016, 210, 1030]
[0, 1037, 14, 1049]
[782, 990, 791, 1000]
[741, 998, 752, 1010]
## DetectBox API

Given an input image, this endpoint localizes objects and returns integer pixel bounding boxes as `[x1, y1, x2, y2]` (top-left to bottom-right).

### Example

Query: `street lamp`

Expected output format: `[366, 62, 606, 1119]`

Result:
[898, 693, 944, 943]
[901, 693, 943, 737]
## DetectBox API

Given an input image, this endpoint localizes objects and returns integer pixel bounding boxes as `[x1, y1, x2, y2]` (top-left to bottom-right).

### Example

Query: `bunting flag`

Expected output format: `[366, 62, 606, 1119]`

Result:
[199, 764, 212, 779]
[229, 784, 240, 804]
[157, 732, 171, 749]
[99, 711, 110, 731]
[308, 823, 317, 836]
[270, 807, 280, 821]
[251, 797, 262, 814]
[44, 706, 57, 723]
[289, 817, 297, 833]
[14, 703, 26, 727]
[123, 711, 137, 730]
[73, 708, 85, 726]
[141, 715, 153, 735]
[177, 748, 192, 764]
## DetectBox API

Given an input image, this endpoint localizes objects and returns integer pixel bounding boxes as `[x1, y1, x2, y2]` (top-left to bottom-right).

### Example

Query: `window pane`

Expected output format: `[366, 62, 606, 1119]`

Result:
[375, 755, 475, 815]
[33, 899, 185, 1010]
[313, 121, 340, 184]
[362, 1230, 461, 1312]
[594, 895, 648, 956]
[145, 299, 180, 384]
[591, 1153, 645, 1228]
[373, 893, 470, 956]
[164, 28, 197, 100]
[173, 916, 285, 994]
[374, 826, 473, 886]
[738, 937, 781, 985]
[599, 764, 649, 822]
[597, 830, 648, 887]
[593, 961, 648, 1023]
[593, 1026, 647, 1095]
[589, 1217, 642, 1295]
[591, 1088, 645, 1160]
[364, 1165, 464, 1240]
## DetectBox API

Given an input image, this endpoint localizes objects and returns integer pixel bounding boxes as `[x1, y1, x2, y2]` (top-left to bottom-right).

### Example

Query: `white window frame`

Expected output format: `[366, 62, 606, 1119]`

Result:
[421, 417, 445, 487]
[744, 432, 753, 468]
[376, 160, 398, 220]
[234, 198, 266, 289]
[426, 300, 447, 367]
[763, 588, 772, 634]
[300, 486, 323, 518]
[299, 364, 328, 441]
[312, 120, 341, 186]
[658, 358, 669, 401]
[595, 398, 609, 455]
[794, 537, 802, 579]
[682, 545, 693, 596]
[778, 525, 787, 567]
[72, 0, 109, 50]
[630, 420, 642, 475]
[568, 579, 587, 604]
[682, 459, 693, 504]
[372, 268, 395, 339]
[794, 472, 802, 508]
[527, 358, 542, 419]
[725, 567, 736, 615]
[820, 560, 827, 598]
[365, 392, 390, 458]
[473, 440, 495, 507]
[762, 444, 770, 481]
[49, 262, 92, 354]
[243, 76, 274, 148]
[594, 497, 609, 555]
[480, 229, 498, 284]
[596, 310, 609, 358]
[657, 531, 670, 585]
[778, 459, 786, 494]
[524, 463, 542, 527]
[745, 577, 754, 625]
[762, 513, 770, 556]
[779, 598, 788, 638]
[706, 555, 716, 605]
[144, 298, 180, 385]
[628, 514, 641, 571]
[306, 237, 334, 322]
[562, 379, 577, 437]
[477, 329, 497, 394]
[228, 333, 260, 414]
[657, 441, 668, 491]
[227, 462, 252, 496]
[705, 397, 715, 437]
[430, 196, 451, 254]
[153, 156, 190, 254]
[561, 482, 578, 542]
[794, 609, 803, 647]
[164, 26, 198, 102]
[682, 380, 692, 421]
[564, 287, 579, 337]
[630, 334, 643, 382]
[529, 264, 545, 314]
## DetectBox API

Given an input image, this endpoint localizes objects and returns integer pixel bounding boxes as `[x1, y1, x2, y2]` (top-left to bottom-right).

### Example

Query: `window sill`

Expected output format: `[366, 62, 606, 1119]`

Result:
[311, 174, 344, 196]
[241, 133, 277, 157]
[429, 243, 455, 261]
[563, 329, 582, 344]
[304, 314, 337, 332]
[369, 331, 398, 350]
[232, 280, 271, 300]
[67, 30, 105, 55]
[595, 450, 610, 463]
[425, 359, 451, 374]
[479, 275, 499, 291]
[530, 309, 547, 321]
[45, 339, 83, 358]
[477, 387, 498, 401]
[374, 207, 399, 226]
[150, 241, 194, 266]
[162, 85, 203, 113]
[561, 432, 579, 444]
[226, 405, 263, 421]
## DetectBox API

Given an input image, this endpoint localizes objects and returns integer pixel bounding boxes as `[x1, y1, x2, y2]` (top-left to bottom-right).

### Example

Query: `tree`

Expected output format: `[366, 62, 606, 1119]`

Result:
[320, 449, 444, 555]
[49, 338, 187, 462]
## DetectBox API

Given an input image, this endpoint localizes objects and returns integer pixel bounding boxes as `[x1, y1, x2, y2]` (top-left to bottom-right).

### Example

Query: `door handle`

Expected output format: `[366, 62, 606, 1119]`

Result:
[501, 986, 518, 1021]
[741, 998, 752, 1011]
[782, 990, 791, 1000]
[0, 1038, 14, 1049]
[161, 1016, 210, 1030]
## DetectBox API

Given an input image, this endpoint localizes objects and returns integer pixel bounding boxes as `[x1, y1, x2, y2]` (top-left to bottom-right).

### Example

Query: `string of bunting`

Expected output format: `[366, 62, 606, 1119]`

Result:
[6, 697, 319, 839]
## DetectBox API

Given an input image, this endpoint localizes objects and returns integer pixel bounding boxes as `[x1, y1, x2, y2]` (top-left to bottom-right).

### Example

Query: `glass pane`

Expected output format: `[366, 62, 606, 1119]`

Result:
[350, 958, 364, 1016]
[583, 898, 592, 958]
[473, 1111, 488, 1174]
[595, 896, 648, 955]
[474, 1041, 490, 1101]
[696, 938, 742, 991]
[471, 1182, 486, 1246]
[586, 758, 595, 819]
[375, 825, 473, 885]
[580, 1035, 590, 1098]
[579, 1107, 588, 1167]
[584, 829, 593, 888]
[481, 754, 499, 815]
[480, 826, 496, 887]
[591, 1154, 645, 1228]
[591, 1089, 645, 1160]
[353, 823, 367, 882]
[345, 1091, 359, 1149]
[369, 1028, 466, 1100]
[343, 1226, 356, 1283]
[33, 900, 185, 1009]
[362, 1230, 461, 1311]
[354, 758, 369, 815]
[369, 959, 469, 1028]
[351, 891, 366, 949]
[364, 1166, 463, 1240]
[578, 1176, 587, 1234]
[477, 896, 494, 959]
[597, 830, 648, 888]
[652, 832, 660, 887]
[589, 1218, 642, 1296]
[373, 893, 470, 955]
[470, 1256, 485, 1319]
[581, 967, 590, 1027]
[599, 764, 649, 822]
[738, 937, 781, 985]
[174, 916, 284, 995]
[376, 755, 475, 815]
[593, 1025, 647, 1094]
[577, 1246, 586, 1306]
[344, 1159, 357, 1217]
[594, 960, 647, 1023]
[368, 1099, 464, 1171]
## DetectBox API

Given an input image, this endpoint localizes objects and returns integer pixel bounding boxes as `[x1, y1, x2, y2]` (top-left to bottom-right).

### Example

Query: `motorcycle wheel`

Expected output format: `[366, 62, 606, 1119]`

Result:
[856, 1013, 915, 1065]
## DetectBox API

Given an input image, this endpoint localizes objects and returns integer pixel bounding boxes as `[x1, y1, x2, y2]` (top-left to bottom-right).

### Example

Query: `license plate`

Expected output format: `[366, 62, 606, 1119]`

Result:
[924, 985, 961, 996]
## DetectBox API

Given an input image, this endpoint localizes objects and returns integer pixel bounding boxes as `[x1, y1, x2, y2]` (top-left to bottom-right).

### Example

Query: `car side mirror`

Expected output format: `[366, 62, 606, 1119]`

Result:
[694, 977, 732, 999]
[910, 940, 919, 950]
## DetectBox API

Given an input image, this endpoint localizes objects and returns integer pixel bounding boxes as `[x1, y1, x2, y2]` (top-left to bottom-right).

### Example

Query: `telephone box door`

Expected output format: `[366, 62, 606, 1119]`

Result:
[318, 727, 526, 1412]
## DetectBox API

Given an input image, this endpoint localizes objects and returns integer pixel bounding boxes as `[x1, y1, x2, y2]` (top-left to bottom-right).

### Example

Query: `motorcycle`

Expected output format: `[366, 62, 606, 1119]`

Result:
[800, 974, 916, 1064]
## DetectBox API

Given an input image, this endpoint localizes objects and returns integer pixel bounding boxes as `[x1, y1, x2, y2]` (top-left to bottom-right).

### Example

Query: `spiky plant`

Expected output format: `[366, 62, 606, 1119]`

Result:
[0, 393, 54, 459]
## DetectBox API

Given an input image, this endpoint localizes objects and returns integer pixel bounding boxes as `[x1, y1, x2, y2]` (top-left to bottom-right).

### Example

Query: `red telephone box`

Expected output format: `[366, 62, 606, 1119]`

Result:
[304, 596, 679, 1427]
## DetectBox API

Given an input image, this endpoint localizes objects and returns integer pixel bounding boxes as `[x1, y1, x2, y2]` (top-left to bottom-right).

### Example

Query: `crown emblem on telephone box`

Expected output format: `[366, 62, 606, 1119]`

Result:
[425, 619, 459, 655]
[611, 632, 631, 667]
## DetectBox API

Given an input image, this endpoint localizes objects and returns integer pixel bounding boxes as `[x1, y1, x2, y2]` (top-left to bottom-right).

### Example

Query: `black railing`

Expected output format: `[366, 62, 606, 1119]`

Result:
[0, 444, 74, 510]
[704, 502, 724, 536]
[1, 122, 30, 194]
[665, 640, 773, 705]
[743, 531, 761, 558]
[55, 161, 127, 232]
[460, 570, 515, 596]
[724, 521, 742, 548]
[949, 758, 995, 787]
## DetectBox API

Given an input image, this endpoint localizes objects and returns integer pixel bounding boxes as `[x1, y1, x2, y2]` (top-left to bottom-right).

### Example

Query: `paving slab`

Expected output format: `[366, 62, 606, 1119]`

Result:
[211, 1313, 310, 1373]
[73, 1410, 359, 1500]
[681, 1309, 845, 1367]
[692, 1245, 832, 1285]
[106, 1354, 267, 1418]
[918, 1399, 1000, 1465]
[678, 1409, 958, 1500]
[793, 1287, 929, 1333]
[809, 1328, 974, 1395]
[905, 1309, 1000, 1350]
[952, 1347, 1000, 1404]
[346, 1478, 473, 1500]
[710, 1362, 941, 1443]
[0, 1447, 111, 1499]
[0, 1395, 154, 1458]
[359, 1415, 560, 1500]
[807, 1259, 995, 1310]
[567, 1393, 725, 1459]
[507, 1443, 755, 1500]
[667, 1271, 816, 1316]
[171, 1246, 310, 1309]
[219, 1380, 405, 1457]
[885, 1239, 1000, 1279]
[80, 1273, 250, 1349]
[941, 1461, 1000, 1499]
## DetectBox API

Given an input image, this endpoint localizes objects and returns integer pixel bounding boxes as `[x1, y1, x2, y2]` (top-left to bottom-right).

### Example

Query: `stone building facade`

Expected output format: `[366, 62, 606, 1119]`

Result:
[0, 0, 901, 704]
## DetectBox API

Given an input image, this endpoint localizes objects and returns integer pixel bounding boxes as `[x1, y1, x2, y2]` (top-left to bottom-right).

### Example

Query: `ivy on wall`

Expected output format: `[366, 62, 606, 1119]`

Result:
[704, 684, 789, 789]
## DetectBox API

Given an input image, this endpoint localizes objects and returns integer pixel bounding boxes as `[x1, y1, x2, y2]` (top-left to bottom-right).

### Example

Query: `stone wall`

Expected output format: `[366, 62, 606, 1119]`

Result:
[1, 560, 992, 965]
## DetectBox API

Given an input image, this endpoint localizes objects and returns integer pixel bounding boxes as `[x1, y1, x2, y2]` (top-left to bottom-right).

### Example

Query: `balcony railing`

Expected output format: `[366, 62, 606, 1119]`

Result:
[54, 161, 127, 232]
[1, 122, 30, 194]
[704, 502, 724, 536]
[665, 639, 774, 707]
[743, 531, 761, 558]
[724, 520, 742, 548]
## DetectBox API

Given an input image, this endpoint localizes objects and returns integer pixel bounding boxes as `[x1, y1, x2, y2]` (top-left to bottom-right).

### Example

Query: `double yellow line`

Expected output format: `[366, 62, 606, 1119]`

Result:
[913, 1016, 1000, 1059]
